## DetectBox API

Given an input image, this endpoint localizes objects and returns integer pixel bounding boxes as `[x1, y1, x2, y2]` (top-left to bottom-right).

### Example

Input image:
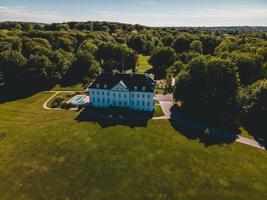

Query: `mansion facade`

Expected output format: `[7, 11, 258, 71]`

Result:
[88, 73, 156, 112]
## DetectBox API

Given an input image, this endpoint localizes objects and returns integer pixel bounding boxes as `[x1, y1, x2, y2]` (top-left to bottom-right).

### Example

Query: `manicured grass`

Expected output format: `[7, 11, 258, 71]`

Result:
[153, 104, 165, 117]
[46, 92, 74, 108]
[156, 88, 165, 94]
[137, 55, 152, 73]
[0, 93, 267, 199]
[239, 127, 254, 139]
[52, 83, 86, 91]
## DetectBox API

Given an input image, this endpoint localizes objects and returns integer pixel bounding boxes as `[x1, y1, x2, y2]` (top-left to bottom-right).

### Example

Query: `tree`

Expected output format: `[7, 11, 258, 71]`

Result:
[50, 50, 75, 81]
[239, 79, 267, 116]
[200, 35, 220, 55]
[96, 42, 136, 72]
[22, 23, 33, 32]
[215, 38, 238, 55]
[231, 52, 263, 85]
[172, 34, 193, 53]
[56, 36, 77, 52]
[168, 60, 185, 76]
[26, 54, 53, 81]
[174, 56, 240, 122]
[190, 40, 203, 53]
[149, 47, 176, 78]
[22, 38, 52, 58]
[238, 79, 267, 136]
[0, 50, 27, 85]
[127, 35, 146, 53]
[162, 35, 174, 47]
[69, 50, 100, 83]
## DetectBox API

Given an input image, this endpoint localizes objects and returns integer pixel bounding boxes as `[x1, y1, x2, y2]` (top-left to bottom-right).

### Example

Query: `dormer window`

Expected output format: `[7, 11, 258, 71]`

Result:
[134, 86, 137, 91]
[96, 84, 100, 88]
[142, 87, 146, 91]
[104, 84, 107, 89]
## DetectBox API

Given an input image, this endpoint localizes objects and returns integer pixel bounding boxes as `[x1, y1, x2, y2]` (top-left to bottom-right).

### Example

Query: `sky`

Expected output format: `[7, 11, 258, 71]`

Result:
[0, 0, 267, 26]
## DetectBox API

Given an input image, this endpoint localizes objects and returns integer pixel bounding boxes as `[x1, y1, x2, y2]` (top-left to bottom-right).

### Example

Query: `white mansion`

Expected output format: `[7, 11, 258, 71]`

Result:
[88, 73, 156, 112]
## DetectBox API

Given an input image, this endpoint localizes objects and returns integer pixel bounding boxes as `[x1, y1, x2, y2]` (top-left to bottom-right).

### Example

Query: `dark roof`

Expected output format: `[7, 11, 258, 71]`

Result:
[88, 73, 156, 92]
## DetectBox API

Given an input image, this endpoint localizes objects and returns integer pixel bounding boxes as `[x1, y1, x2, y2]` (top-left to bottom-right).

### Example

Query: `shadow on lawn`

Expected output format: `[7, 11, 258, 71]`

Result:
[0, 83, 53, 103]
[169, 105, 238, 147]
[241, 114, 267, 149]
[75, 108, 150, 128]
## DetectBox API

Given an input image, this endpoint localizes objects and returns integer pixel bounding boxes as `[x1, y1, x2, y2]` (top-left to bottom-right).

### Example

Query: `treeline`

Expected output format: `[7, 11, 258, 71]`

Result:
[0, 21, 266, 139]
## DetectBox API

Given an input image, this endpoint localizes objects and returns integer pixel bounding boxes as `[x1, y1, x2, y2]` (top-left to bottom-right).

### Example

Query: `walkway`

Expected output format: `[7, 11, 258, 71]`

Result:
[43, 91, 78, 111]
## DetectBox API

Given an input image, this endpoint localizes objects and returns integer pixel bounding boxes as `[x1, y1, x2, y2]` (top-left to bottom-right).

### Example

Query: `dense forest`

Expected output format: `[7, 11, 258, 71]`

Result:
[0, 21, 266, 139]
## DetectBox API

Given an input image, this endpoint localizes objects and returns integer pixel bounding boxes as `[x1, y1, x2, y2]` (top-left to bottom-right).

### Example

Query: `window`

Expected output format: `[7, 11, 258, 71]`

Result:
[107, 99, 110, 103]
[92, 98, 95, 102]
[113, 101, 116, 106]
[142, 94, 145, 98]
[124, 94, 127, 98]
[92, 91, 95, 95]
[107, 92, 110, 96]
[142, 102, 145, 106]
[147, 94, 150, 99]
[113, 93, 116, 97]
[137, 94, 140, 98]
[147, 102, 150, 106]
[131, 101, 134, 105]
[97, 98, 100, 102]
[119, 93, 121, 98]
[97, 91, 99, 95]
[102, 98, 105, 102]
[137, 101, 139, 106]
[131, 93, 134, 98]
[102, 91, 104, 95]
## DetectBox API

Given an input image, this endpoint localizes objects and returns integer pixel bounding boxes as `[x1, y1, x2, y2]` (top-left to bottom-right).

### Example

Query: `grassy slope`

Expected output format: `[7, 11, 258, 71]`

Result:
[0, 93, 267, 200]
[137, 55, 152, 73]
[153, 104, 165, 117]
[52, 83, 85, 91]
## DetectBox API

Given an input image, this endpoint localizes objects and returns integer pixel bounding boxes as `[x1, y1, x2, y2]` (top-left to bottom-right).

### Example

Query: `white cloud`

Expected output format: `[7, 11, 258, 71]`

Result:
[0, 6, 67, 23]
[0, 4, 266, 26]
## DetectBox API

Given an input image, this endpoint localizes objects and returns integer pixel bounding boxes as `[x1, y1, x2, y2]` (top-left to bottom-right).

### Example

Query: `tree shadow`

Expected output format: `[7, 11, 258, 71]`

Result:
[169, 105, 239, 147]
[0, 83, 54, 104]
[241, 114, 267, 149]
[74, 107, 151, 128]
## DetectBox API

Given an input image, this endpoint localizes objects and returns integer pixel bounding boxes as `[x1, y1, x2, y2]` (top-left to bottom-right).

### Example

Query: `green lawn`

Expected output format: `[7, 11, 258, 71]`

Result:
[153, 104, 165, 117]
[0, 93, 267, 200]
[52, 83, 86, 91]
[137, 55, 152, 73]
[239, 127, 254, 139]
[46, 92, 74, 108]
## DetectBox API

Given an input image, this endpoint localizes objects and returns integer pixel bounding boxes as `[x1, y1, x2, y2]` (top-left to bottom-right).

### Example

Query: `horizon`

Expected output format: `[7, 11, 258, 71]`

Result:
[0, 0, 267, 27]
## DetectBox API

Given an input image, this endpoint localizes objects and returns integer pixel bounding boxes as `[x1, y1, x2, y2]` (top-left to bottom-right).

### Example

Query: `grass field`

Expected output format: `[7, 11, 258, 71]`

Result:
[153, 104, 165, 117]
[137, 55, 152, 73]
[52, 83, 86, 91]
[0, 93, 267, 200]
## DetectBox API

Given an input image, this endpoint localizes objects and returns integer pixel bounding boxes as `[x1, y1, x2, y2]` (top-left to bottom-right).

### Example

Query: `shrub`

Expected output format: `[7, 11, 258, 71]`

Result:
[51, 96, 64, 108]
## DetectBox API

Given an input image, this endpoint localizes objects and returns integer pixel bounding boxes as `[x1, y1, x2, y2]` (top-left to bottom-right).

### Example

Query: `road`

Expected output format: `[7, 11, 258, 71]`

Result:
[156, 94, 266, 150]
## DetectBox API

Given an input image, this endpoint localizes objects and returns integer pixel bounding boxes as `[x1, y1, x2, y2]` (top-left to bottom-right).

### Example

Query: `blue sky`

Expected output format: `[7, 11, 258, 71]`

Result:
[0, 0, 266, 26]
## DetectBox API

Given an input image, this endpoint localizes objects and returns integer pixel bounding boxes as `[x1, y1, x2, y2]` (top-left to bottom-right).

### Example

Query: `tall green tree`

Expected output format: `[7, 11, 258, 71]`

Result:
[190, 40, 203, 53]
[0, 50, 27, 85]
[172, 34, 193, 53]
[26, 54, 53, 81]
[174, 56, 240, 122]
[149, 47, 176, 78]
[231, 52, 263, 85]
